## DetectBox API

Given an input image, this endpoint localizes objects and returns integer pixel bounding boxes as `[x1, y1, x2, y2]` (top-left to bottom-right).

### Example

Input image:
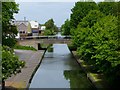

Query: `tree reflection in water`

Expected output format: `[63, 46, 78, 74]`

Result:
[64, 70, 95, 90]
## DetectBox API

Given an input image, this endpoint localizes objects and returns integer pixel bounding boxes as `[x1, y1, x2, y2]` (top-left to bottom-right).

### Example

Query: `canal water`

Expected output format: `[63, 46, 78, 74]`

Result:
[29, 44, 95, 89]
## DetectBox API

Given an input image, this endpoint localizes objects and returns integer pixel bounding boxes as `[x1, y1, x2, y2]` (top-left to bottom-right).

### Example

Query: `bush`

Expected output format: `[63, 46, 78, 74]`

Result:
[2, 46, 25, 80]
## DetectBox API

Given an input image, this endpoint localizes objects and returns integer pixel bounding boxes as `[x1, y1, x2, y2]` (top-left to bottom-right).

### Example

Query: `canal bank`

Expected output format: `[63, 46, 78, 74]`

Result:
[70, 50, 109, 89]
[5, 49, 46, 89]
[29, 44, 95, 89]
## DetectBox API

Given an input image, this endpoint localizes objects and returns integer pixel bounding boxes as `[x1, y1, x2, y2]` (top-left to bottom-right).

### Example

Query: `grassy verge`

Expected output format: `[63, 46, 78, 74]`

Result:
[69, 50, 109, 89]
[14, 45, 37, 51]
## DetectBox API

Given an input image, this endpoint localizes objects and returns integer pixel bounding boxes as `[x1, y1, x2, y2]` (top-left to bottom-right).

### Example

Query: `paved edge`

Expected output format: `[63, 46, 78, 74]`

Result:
[5, 49, 47, 89]
[27, 49, 47, 88]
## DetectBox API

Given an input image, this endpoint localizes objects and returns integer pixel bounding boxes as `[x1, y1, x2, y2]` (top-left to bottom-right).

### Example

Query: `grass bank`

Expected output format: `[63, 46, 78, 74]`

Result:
[14, 45, 37, 51]
[68, 46, 110, 89]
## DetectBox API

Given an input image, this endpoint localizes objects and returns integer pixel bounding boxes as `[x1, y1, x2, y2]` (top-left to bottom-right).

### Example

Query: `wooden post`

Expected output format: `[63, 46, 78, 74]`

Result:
[38, 43, 41, 50]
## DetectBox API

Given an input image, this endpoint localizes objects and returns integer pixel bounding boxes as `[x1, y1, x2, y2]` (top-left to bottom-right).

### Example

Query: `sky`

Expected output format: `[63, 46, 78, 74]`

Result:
[14, 0, 118, 27]
[14, 2, 75, 27]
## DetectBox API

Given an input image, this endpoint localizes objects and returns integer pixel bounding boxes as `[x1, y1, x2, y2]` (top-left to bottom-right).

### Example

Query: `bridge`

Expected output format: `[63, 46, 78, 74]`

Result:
[17, 36, 72, 50]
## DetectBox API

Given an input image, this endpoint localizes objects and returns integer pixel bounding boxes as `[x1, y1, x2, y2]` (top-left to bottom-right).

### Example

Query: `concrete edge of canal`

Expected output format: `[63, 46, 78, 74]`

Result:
[70, 49, 111, 89]
[27, 48, 48, 88]
[5, 49, 48, 89]
[69, 49, 103, 89]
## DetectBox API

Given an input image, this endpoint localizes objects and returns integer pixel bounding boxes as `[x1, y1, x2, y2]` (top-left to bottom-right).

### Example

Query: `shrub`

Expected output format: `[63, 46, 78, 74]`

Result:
[2, 45, 25, 80]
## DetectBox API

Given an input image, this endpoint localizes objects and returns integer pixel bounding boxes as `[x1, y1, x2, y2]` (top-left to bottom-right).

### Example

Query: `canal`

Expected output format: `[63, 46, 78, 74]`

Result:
[29, 44, 95, 89]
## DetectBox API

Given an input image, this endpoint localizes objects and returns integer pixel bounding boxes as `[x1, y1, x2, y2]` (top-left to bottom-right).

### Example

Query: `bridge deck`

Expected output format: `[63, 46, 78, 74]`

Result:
[18, 38, 72, 50]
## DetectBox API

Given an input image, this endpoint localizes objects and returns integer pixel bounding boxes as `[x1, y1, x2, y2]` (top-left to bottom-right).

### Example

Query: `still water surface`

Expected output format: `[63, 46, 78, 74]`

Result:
[29, 44, 94, 89]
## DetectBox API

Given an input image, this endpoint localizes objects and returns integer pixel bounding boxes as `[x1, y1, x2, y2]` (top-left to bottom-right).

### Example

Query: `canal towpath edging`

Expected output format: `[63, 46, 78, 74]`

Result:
[5, 49, 47, 89]
[70, 50, 108, 89]
[27, 48, 47, 88]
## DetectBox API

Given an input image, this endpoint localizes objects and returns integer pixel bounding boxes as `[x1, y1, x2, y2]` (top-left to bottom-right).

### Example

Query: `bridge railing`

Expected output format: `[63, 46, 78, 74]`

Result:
[18, 36, 71, 40]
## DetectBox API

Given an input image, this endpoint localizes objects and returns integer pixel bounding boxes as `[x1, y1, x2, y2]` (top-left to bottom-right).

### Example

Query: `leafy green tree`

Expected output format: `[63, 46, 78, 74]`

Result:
[45, 19, 54, 29]
[2, 2, 19, 47]
[61, 19, 71, 35]
[79, 10, 104, 28]
[70, 1, 98, 28]
[2, 46, 25, 89]
[91, 15, 120, 87]
[91, 15, 119, 71]
[75, 15, 120, 87]
[44, 18, 58, 35]
[44, 29, 55, 35]
[66, 0, 120, 87]
[53, 25, 59, 32]
[98, 1, 118, 16]
[1, 2, 26, 89]
[0, 2, 2, 44]
[71, 10, 104, 49]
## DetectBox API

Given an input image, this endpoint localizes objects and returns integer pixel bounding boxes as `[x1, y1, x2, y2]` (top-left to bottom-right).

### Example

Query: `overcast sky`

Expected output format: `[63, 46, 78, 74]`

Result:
[14, 0, 117, 27]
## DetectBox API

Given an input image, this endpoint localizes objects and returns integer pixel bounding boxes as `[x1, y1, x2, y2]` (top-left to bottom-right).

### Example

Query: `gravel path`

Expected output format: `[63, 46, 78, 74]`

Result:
[5, 49, 45, 89]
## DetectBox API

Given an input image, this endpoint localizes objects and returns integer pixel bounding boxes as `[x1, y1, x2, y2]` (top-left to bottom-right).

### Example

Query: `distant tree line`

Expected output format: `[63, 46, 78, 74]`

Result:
[43, 18, 58, 35]
[61, 0, 120, 88]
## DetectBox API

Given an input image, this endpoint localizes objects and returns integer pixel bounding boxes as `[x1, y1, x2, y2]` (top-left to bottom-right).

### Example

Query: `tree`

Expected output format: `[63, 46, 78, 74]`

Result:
[71, 10, 104, 49]
[45, 19, 54, 29]
[44, 18, 58, 35]
[79, 10, 104, 28]
[1, 2, 26, 89]
[70, 1, 98, 28]
[0, 2, 2, 44]
[91, 15, 120, 87]
[2, 2, 19, 47]
[53, 25, 59, 32]
[66, 0, 120, 87]
[61, 19, 71, 35]
[75, 15, 120, 87]
[2, 46, 25, 89]
[98, 1, 118, 16]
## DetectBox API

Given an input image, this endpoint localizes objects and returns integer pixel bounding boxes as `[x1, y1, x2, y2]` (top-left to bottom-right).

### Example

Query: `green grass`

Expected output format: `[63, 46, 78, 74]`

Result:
[14, 45, 37, 51]
[47, 44, 53, 52]
[48, 47, 53, 52]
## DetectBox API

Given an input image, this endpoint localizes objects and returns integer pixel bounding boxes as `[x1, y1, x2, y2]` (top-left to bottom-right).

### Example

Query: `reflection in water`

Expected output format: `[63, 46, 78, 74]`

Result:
[29, 44, 95, 89]
[64, 70, 94, 90]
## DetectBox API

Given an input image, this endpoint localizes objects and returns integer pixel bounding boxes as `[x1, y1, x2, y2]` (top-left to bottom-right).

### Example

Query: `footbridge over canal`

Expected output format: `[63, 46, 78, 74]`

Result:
[18, 36, 72, 50]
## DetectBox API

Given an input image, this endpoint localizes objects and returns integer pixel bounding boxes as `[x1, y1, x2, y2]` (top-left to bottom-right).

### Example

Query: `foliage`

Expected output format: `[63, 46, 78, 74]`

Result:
[91, 15, 119, 70]
[60, 0, 120, 87]
[2, 46, 25, 80]
[2, 2, 19, 47]
[70, 1, 98, 28]
[98, 1, 119, 16]
[79, 10, 104, 28]
[44, 29, 55, 35]
[14, 45, 37, 51]
[44, 19, 58, 35]
[72, 14, 120, 86]
[48, 46, 53, 52]
[72, 10, 104, 49]
[45, 19, 54, 29]
[61, 19, 71, 35]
